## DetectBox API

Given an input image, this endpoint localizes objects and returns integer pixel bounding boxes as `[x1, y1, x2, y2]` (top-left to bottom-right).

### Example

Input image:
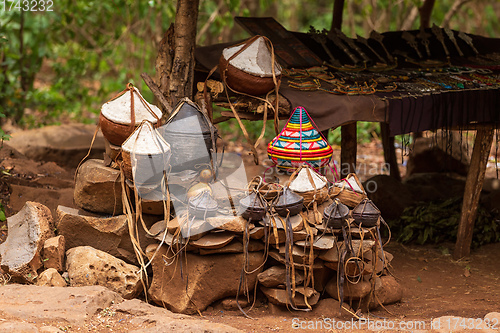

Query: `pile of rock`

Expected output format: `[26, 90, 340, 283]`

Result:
[1, 153, 402, 317]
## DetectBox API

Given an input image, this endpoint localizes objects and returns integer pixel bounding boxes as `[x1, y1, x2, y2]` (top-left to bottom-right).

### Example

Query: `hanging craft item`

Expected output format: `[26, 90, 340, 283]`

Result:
[288, 165, 329, 206]
[352, 198, 381, 228]
[322, 199, 350, 229]
[330, 173, 367, 207]
[274, 186, 304, 217]
[248, 176, 281, 201]
[159, 97, 220, 175]
[100, 83, 162, 146]
[239, 191, 267, 221]
[268, 106, 333, 172]
[219, 35, 281, 96]
[188, 190, 219, 219]
[121, 121, 171, 186]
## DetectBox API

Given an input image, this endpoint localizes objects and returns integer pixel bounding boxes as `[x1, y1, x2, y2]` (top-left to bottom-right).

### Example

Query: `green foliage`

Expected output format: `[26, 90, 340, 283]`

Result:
[327, 122, 380, 146]
[0, 202, 6, 222]
[389, 197, 500, 248]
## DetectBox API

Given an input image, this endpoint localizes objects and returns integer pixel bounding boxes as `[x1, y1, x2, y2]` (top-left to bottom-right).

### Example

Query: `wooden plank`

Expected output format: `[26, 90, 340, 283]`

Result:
[453, 125, 494, 259]
[340, 122, 357, 179]
[380, 123, 401, 181]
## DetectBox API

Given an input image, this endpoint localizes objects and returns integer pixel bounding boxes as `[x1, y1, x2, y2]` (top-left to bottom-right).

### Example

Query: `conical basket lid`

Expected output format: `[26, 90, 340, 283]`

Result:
[324, 200, 350, 219]
[276, 186, 304, 207]
[335, 175, 365, 194]
[222, 36, 281, 77]
[289, 166, 327, 193]
[101, 85, 162, 125]
[352, 199, 380, 216]
[122, 121, 171, 155]
[189, 190, 218, 211]
[162, 98, 214, 135]
[239, 192, 266, 211]
[268, 106, 333, 171]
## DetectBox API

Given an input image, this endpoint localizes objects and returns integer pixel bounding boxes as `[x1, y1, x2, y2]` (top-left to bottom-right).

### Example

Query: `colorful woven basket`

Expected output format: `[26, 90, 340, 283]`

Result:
[267, 106, 333, 171]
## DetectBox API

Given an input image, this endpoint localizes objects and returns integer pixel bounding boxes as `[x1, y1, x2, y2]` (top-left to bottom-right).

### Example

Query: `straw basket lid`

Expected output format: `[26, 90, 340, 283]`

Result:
[289, 167, 327, 193]
[122, 121, 170, 155]
[101, 85, 162, 125]
[334, 175, 365, 194]
[222, 36, 281, 78]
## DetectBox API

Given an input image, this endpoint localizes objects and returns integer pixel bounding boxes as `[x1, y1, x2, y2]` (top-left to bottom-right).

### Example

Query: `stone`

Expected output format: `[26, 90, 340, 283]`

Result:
[257, 266, 304, 288]
[207, 215, 252, 233]
[43, 235, 65, 271]
[73, 159, 123, 214]
[295, 235, 335, 250]
[56, 205, 156, 265]
[313, 297, 353, 318]
[36, 268, 67, 287]
[199, 239, 264, 255]
[0, 321, 39, 333]
[0, 285, 123, 325]
[148, 245, 263, 314]
[365, 174, 414, 220]
[56, 205, 127, 257]
[278, 245, 317, 265]
[220, 298, 249, 311]
[406, 133, 469, 178]
[268, 250, 324, 269]
[363, 275, 402, 309]
[484, 312, 500, 324]
[325, 278, 372, 300]
[249, 226, 264, 239]
[190, 232, 235, 249]
[404, 172, 465, 203]
[293, 228, 317, 241]
[260, 286, 319, 308]
[66, 246, 142, 299]
[9, 185, 76, 218]
[7, 124, 105, 168]
[0, 201, 55, 282]
[313, 266, 334, 292]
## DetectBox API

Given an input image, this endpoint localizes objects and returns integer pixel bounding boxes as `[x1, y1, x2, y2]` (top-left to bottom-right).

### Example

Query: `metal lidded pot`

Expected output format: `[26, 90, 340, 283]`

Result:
[323, 199, 350, 229]
[352, 199, 381, 227]
[159, 97, 219, 174]
[274, 186, 304, 217]
[239, 191, 267, 221]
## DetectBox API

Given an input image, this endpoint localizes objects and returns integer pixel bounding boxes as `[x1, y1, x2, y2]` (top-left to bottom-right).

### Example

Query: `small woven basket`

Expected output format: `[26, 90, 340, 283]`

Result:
[288, 165, 329, 207]
[329, 173, 367, 207]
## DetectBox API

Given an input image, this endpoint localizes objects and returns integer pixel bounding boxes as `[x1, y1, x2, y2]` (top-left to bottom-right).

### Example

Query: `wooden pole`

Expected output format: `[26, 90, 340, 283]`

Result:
[419, 0, 436, 28]
[380, 123, 401, 181]
[453, 126, 494, 259]
[329, 0, 357, 179]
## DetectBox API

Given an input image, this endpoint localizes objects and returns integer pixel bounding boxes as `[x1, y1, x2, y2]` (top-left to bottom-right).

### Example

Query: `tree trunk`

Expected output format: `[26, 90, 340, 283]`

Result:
[155, 0, 199, 115]
[419, 0, 436, 28]
[169, 0, 200, 106]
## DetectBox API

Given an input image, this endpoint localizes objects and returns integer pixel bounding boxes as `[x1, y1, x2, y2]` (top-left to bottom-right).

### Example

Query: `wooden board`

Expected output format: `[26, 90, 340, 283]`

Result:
[234, 16, 322, 68]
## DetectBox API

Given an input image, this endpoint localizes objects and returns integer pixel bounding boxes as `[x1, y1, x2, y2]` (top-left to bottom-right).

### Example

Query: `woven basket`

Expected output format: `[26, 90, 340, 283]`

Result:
[100, 83, 162, 146]
[219, 36, 281, 96]
[104, 137, 122, 163]
[288, 165, 329, 207]
[329, 173, 367, 207]
[268, 106, 333, 172]
[121, 121, 171, 185]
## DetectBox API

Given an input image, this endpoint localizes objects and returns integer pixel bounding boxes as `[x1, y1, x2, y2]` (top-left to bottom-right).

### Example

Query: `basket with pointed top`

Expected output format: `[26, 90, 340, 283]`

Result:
[267, 106, 333, 172]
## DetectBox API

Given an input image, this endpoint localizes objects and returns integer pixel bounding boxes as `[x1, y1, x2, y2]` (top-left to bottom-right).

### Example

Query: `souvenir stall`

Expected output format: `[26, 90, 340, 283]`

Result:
[194, 17, 500, 261]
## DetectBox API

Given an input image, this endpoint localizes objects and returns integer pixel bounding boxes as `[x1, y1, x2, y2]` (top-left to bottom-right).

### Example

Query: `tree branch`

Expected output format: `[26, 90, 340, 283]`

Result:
[442, 0, 472, 27]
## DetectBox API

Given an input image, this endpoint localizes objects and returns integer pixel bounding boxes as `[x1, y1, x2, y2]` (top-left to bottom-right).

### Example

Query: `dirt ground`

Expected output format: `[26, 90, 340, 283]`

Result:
[1, 138, 499, 332]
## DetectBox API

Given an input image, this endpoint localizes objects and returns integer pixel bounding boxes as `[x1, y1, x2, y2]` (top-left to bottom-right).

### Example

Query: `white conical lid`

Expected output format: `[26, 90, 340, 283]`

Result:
[289, 168, 327, 193]
[223, 37, 281, 77]
[101, 86, 162, 125]
[122, 121, 170, 155]
[335, 177, 364, 193]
